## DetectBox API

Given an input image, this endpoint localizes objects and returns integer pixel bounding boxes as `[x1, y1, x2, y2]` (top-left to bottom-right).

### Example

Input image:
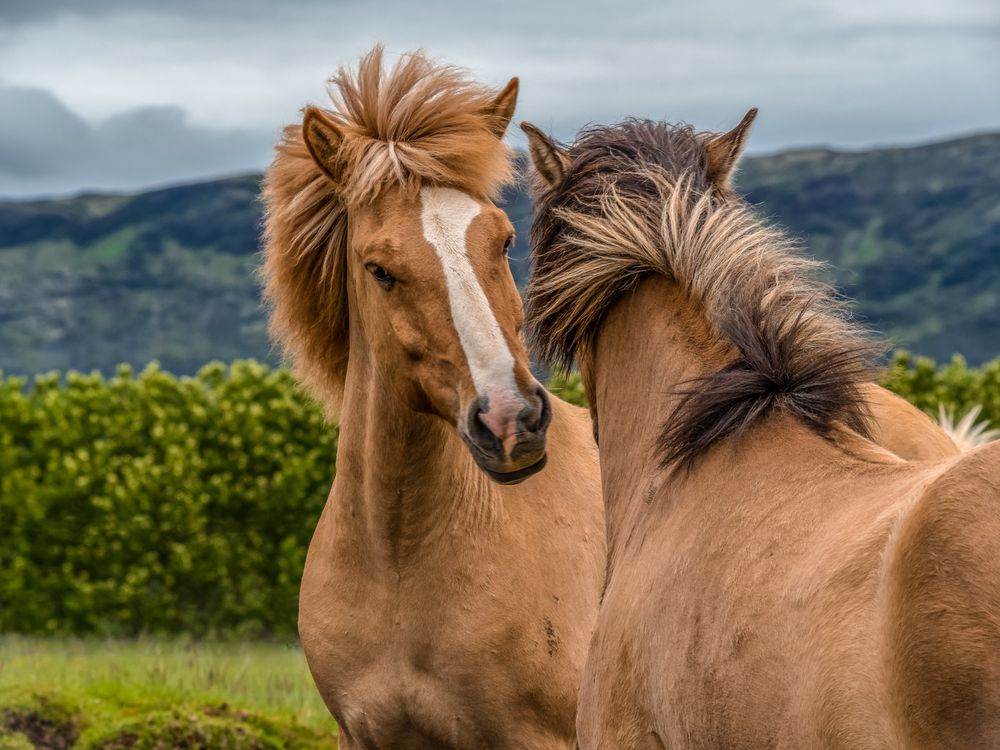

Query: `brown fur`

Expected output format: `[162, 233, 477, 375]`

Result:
[521, 119, 958, 461]
[526, 119, 885, 470]
[523, 118, 1000, 748]
[262, 46, 515, 414]
[264, 48, 605, 749]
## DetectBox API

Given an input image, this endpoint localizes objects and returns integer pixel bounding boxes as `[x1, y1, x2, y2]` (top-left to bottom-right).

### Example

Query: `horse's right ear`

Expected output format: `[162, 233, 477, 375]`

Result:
[704, 107, 758, 190]
[302, 106, 345, 183]
[520, 122, 570, 188]
[484, 77, 519, 138]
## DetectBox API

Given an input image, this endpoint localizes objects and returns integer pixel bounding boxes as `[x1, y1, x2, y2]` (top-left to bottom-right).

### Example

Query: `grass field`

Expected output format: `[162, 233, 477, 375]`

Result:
[0, 637, 338, 749]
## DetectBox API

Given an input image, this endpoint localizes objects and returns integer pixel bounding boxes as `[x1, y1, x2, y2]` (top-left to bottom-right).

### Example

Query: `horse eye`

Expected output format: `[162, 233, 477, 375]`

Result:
[366, 263, 395, 289]
[503, 235, 514, 256]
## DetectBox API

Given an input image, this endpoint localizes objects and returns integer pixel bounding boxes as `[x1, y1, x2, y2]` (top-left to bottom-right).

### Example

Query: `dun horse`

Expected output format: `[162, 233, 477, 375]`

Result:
[523, 115, 1000, 748]
[522, 118, 962, 464]
[262, 49, 604, 749]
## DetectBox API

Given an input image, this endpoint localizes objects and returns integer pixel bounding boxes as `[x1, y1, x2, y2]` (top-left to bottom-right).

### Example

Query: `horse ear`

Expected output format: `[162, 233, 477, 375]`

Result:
[302, 106, 345, 183]
[705, 107, 758, 190]
[484, 77, 519, 138]
[520, 122, 570, 188]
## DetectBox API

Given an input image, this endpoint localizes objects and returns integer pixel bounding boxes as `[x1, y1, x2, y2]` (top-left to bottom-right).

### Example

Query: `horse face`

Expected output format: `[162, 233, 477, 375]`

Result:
[347, 184, 550, 484]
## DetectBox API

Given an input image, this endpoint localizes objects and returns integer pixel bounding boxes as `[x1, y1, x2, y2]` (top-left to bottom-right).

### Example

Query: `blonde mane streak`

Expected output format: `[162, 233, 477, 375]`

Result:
[539, 171, 854, 361]
[325, 46, 514, 204]
[262, 46, 515, 414]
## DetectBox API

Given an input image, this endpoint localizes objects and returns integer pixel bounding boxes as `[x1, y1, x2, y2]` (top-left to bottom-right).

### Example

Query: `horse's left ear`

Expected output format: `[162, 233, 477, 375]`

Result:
[705, 107, 758, 190]
[520, 122, 570, 188]
[302, 106, 346, 184]
[484, 77, 519, 138]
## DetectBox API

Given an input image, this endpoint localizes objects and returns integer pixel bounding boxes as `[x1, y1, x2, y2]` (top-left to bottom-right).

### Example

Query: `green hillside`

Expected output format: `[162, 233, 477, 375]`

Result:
[738, 133, 1000, 362]
[0, 132, 997, 376]
[0, 177, 267, 375]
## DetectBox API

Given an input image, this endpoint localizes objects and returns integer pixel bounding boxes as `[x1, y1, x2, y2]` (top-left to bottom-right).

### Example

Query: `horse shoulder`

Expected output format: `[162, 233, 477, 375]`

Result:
[531, 394, 605, 539]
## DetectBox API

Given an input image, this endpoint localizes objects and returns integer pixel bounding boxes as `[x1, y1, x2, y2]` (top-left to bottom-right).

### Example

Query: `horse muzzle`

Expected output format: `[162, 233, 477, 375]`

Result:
[460, 384, 552, 484]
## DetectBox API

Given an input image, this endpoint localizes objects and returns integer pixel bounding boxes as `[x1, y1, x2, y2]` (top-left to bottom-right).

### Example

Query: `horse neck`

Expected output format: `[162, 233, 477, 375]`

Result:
[589, 275, 729, 563]
[334, 325, 501, 562]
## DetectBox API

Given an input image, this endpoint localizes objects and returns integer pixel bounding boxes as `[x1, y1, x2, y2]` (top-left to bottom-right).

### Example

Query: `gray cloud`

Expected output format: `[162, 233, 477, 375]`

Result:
[0, 87, 91, 177]
[0, 0, 997, 197]
[0, 0, 329, 25]
[0, 85, 275, 198]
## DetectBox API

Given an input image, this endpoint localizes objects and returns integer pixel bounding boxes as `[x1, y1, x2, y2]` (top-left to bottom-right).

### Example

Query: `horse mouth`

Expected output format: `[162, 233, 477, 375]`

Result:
[481, 453, 548, 485]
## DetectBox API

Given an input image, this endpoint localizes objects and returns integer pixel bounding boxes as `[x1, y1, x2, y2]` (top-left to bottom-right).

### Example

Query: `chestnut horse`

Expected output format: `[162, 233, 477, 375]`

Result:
[262, 49, 604, 749]
[523, 115, 1000, 748]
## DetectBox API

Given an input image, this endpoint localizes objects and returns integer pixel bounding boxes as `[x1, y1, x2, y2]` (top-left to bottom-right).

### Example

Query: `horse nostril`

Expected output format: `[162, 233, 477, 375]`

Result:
[537, 386, 552, 432]
[519, 385, 552, 435]
[468, 397, 502, 452]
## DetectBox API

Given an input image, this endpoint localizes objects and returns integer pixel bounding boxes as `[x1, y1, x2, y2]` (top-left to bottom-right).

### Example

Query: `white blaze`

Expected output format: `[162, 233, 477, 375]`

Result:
[419, 186, 518, 403]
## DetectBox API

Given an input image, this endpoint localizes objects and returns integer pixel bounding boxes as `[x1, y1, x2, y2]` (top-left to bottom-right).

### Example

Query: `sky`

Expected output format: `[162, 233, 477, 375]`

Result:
[0, 0, 997, 198]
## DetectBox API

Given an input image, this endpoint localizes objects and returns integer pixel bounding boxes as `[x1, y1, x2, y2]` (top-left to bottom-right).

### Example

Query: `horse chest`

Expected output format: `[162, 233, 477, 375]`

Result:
[300, 540, 580, 748]
[327, 667, 491, 750]
[303, 604, 556, 749]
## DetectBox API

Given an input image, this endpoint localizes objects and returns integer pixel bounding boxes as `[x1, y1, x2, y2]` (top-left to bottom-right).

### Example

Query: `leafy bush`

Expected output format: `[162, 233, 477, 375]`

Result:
[0, 362, 336, 637]
[883, 351, 1000, 428]
[1, 355, 996, 637]
[545, 371, 588, 408]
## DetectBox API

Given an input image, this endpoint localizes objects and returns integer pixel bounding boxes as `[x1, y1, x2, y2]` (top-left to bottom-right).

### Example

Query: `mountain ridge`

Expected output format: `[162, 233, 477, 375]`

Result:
[1, 132, 997, 375]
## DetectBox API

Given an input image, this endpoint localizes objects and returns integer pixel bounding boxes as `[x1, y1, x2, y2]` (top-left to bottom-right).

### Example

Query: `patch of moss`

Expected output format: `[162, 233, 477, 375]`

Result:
[0, 692, 80, 750]
[0, 687, 335, 750]
[0, 732, 36, 750]
[78, 704, 330, 750]
[82, 710, 271, 749]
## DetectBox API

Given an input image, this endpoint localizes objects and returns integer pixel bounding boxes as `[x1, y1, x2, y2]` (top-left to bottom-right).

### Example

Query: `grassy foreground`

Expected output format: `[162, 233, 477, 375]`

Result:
[0, 637, 337, 749]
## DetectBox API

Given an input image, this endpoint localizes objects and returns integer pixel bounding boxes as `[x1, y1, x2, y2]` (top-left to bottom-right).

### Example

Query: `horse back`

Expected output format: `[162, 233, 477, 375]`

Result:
[881, 440, 1000, 748]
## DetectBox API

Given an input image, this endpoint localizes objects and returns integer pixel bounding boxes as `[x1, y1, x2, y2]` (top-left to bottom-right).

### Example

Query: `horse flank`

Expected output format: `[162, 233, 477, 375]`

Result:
[261, 46, 515, 414]
[526, 120, 885, 469]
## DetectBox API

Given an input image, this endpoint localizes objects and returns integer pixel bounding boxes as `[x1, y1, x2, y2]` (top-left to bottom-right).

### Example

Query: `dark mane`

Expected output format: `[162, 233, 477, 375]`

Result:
[526, 119, 883, 469]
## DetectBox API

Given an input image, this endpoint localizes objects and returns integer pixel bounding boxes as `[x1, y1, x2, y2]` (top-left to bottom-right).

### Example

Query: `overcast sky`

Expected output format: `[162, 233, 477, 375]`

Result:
[1, 0, 997, 198]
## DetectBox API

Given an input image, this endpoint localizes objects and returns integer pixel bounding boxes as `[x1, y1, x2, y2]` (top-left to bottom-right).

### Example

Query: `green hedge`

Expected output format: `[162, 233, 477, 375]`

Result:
[0, 354, 996, 637]
[883, 352, 1000, 426]
[0, 362, 336, 637]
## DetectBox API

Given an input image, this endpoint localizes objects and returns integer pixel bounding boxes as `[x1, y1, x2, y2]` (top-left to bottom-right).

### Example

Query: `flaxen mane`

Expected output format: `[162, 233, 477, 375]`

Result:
[261, 46, 515, 413]
[526, 120, 884, 468]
